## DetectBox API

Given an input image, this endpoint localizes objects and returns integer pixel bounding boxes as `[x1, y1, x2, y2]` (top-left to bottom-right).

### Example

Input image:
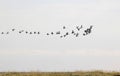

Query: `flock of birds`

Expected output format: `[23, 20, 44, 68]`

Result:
[0, 25, 93, 38]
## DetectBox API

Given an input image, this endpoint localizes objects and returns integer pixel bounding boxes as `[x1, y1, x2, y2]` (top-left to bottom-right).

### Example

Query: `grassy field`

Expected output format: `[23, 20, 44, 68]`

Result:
[0, 71, 120, 76]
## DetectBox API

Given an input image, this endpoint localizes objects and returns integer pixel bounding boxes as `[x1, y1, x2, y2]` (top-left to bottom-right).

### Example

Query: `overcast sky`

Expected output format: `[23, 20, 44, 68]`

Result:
[0, 0, 120, 72]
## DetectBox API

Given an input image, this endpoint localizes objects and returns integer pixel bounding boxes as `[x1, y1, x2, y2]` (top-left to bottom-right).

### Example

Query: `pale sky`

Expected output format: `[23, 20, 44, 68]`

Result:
[0, 0, 120, 72]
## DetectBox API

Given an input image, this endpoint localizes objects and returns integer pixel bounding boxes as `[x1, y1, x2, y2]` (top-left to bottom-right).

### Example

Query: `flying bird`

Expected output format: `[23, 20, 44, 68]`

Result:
[63, 26, 66, 29]
[19, 31, 22, 33]
[6, 32, 9, 34]
[76, 26, 80, 31]
[12, 29, 15, 31]
[63, 35, 66, 37]
[60, 36, 63, 38]
[83, 25, 93, 35]
[56, 31, 60, 35]
[80, 25, 83, 28]
[34, 32, 36, 34]
[71, 30, 74, 34]
[25, 31, 28, 34]
[89, 25, 93, 33]
[66, 32, 69, 35]
[76, 33, 79, 37]
[1, 32, 4, 34]
[47, 33, 49, 35]
[83, 33, 86, 36]
[76, 25, 83, 31]
[30, 32, 32, 34]
[19, 30, 24, 34]
[51, 32, 54, 35]
[38, 32, 40, 34]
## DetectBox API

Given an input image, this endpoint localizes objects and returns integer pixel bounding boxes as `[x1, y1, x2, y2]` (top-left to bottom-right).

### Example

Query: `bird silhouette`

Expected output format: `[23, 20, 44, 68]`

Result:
[6, 32, 9, 34]
[60, 36, 63, 38]
[12, 29, 15, 31]
[80, 25, 83, 28]
[19, 31, 22, 33]
[76, 33, 79, 37]
[19, 30, 24, 34]
[76, 25, 83, 31]
[34, 32, 36, 34]
[66, 32, 69, 35]
[62, 32, 69, 38]
[83, 25, 93, 36]
[1, 32, 4, 34]
[90, 25, 93, 29]
[0, 25, 92, 38]
[83, 33, 86, 36]
[38, 32, 40, 34]
[63, 26, 66, 29]
[56, 31, 60, 35]
[25, 31, 28, 34]
[71, 30, 74, 34]
[88, 25, 93, 33]
[51, 32, 54, 35]
[76, 26, 80, 31]
[47, 33, 49, 35]
[85, 30, 88, 35]
[30, 32, 32, 34]
[63, 35, 66, 37]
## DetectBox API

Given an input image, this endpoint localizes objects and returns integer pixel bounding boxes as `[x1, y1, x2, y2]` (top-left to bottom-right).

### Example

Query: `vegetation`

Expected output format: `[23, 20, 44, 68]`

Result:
[0, 71, 120, 76]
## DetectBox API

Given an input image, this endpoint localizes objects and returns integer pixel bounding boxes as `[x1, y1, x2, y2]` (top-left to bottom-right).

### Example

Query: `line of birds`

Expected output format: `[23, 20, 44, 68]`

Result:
[1, 29, 41, 35]
[43, 25, 85, 38]
[0, 25, 93, 38]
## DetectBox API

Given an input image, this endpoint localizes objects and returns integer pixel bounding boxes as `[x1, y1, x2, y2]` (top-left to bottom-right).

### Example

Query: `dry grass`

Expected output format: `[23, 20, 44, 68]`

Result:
[0, 71, 120, 76]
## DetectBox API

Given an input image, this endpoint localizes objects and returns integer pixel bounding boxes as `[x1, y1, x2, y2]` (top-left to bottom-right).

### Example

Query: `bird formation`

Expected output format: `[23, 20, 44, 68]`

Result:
[0, 25, 93, 38]
[83, 25, 93, 36]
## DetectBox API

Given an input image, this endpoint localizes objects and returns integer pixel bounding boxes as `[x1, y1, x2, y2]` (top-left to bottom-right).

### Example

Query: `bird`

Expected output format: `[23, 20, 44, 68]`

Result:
[66, 32, 69, 35]
[80, 25, 83, 28]
[90, 25, 93, 29]
[51, 32, 54, 35]
[29, 32, 32, 34]
[76, 25, 83, 31]
[63, 35, 66, 37]
[83, 25, 93, 35]
[19, 31, 22, 33]
[25, 31, 28, 34]
[1, 32, 4, 34]
[62, 32, 69, 38]
[83, 33, 86, 36]
[89, 25, 93, 33]
[47, 33, 49, 35]
[19, 30, 24, 34]
[88, 29, 91, 33]
[34, 32, 36, 34]
[60, 36, 63, 38]
[83, 29, 89, 36]
[38, 32, 40, 34]
[71, 30, 74, 34]
[84, 30, 89, 35]
[56, 31, 60, 35]
[6, 32, 9, 34]
[87, 25, 93, 34]
[63, 26, 66, 29]
[12, 29, 15, 31]
[76, 26, 80, 31]
[76, 33, 79, 37]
